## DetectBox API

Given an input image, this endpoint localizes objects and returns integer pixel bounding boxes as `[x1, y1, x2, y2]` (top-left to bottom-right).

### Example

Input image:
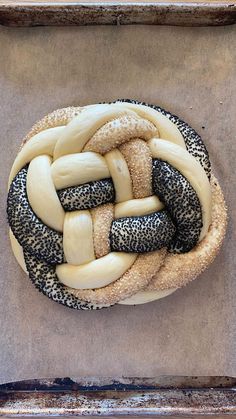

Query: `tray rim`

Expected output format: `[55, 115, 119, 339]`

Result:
[0, 376, 236, 417]
[0, 1, 236, 27]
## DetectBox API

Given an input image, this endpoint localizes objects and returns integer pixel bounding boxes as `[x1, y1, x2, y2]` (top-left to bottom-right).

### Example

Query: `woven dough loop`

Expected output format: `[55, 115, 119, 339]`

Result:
[7, 100, 227, 309]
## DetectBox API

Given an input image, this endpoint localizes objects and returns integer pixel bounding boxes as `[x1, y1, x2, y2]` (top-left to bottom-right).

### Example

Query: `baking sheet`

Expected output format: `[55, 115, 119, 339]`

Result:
[0, 24, 235, 384]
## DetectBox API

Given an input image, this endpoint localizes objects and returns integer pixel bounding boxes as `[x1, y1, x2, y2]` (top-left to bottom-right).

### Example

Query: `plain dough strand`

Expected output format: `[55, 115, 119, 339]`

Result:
[8, 126, 65, 187]
[51, 152, 110, 190]
[115, 196, 164, 218]
[57, 252, 137, 289]
[105, 149, 133, 203]
[63, 210, 95, 265]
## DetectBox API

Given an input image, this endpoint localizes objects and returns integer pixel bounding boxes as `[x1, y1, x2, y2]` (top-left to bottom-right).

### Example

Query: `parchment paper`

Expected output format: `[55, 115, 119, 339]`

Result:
[0, 24, 235, 384]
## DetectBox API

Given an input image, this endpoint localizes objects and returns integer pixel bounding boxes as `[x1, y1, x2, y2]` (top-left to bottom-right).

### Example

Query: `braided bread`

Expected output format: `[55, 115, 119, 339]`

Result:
[7, 100, 227, 309]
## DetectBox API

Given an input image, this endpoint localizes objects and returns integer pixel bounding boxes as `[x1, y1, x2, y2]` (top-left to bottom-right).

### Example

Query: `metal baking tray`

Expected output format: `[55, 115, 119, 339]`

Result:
[1, 376, 236, 417]
[0, 2, 235, 417]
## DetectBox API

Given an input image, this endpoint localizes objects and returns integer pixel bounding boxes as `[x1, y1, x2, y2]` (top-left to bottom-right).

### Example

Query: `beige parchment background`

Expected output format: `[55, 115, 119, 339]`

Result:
[0, 24, 235, 384]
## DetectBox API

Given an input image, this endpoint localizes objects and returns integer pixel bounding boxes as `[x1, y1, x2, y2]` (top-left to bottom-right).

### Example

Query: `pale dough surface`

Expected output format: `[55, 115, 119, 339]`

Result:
[105, 149, 133, 202]
[63, 210, 95, 265]
[51, 152, 110, 189]
[114, 196, 164, 218]
[56, 252, 137, 289]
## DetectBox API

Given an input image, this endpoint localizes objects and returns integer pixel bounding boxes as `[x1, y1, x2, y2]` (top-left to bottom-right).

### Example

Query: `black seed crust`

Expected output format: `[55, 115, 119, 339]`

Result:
[23, 251, 109, 310]
[7, 166, 64, 265]
[58, 178, 115, 211]
[152, 159, 202, 253]
[115, 99, 211, 180]
[110, 211, 176, 253]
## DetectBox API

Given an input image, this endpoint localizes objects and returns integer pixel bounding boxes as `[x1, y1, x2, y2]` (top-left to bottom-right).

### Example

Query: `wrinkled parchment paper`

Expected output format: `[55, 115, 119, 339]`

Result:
[0, 24, 235, 384]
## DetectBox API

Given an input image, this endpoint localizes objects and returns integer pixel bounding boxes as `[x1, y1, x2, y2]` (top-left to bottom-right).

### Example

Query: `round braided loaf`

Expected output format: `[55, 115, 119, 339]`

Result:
[7, 100, 227, 309]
